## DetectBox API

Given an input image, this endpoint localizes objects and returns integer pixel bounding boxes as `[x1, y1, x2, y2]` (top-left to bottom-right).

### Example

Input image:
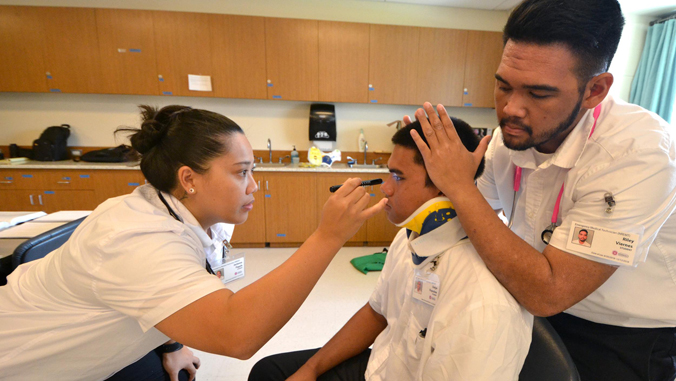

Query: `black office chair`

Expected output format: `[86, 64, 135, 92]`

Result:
[519, 316, 581, 381]
[11, 216, 87, 269]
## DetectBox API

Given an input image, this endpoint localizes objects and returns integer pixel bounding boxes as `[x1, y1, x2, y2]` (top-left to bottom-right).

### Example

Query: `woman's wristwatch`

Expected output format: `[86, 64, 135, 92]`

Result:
[157, 342, 184, 354]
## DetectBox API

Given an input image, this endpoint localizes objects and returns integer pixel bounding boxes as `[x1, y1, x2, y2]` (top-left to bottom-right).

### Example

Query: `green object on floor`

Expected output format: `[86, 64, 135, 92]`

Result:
[350, 249, 388, 274]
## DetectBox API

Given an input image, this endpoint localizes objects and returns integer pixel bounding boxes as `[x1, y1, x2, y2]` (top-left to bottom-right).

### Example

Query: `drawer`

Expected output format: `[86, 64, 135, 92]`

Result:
[0, 169, 47, 190]
[42, 170, 99, 190]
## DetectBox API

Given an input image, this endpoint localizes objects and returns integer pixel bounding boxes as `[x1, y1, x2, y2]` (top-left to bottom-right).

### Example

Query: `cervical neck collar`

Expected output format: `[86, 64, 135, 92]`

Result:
[396, 196, 456, 236]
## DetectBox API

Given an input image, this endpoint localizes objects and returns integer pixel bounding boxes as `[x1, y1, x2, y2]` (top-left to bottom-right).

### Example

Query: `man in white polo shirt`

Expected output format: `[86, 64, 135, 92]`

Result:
[408, 0, 676, 380]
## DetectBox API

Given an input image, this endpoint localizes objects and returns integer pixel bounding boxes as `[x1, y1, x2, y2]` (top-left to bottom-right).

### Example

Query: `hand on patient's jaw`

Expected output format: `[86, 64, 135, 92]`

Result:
[317, 177, 388, 244]
[410, 103, 490, 202]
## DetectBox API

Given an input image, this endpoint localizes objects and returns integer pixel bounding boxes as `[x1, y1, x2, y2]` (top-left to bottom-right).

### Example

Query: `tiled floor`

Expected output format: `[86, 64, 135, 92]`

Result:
[191, 246, 386, 381]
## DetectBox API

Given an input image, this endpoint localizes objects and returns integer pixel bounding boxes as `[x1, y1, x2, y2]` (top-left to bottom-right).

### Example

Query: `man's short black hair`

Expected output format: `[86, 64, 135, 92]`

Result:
[391, 117, 485, 188]
[503, 0, 625, 84]
[580, 229, 588, 234]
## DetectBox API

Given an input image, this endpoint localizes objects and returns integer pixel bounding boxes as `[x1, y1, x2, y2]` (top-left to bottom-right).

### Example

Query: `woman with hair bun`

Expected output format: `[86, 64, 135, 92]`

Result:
[0, 105, 387, 381]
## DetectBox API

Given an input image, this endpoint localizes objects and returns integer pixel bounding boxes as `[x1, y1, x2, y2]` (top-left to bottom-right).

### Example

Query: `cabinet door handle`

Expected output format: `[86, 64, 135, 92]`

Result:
[0, 181, 12, 184]
[257, 181, 261, 191]
[38, 195, 43, 205]
[265, 181, 269, 191]
[57, 181, 70, 184]
[29, 194, 35, 205]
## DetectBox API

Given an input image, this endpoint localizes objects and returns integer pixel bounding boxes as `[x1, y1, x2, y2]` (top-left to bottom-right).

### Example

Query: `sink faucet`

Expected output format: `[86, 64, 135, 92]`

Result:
[363, 141, 368, 165]
[267, 138, 272, 163]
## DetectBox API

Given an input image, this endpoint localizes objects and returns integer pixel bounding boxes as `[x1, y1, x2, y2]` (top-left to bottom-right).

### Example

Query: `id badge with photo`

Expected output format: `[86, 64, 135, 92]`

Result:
[412, 272, 440, 307]
[565, 221, 641, 267]
[211, 252, 245, 284]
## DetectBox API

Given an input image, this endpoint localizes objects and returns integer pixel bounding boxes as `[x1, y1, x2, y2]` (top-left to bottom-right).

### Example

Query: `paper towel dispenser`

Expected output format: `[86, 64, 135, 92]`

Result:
[309, 103, 336, 142]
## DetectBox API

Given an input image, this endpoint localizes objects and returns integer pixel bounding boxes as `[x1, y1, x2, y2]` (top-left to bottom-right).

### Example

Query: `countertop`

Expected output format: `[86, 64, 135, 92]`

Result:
[0, 160, 389, 173]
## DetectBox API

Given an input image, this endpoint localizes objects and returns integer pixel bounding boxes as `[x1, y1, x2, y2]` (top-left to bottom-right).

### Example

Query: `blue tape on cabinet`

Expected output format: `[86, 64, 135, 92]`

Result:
[267, 83, 273, 87]
[464, 103, 472, 107]
[5, 177, 12, 180]
[129, 49, 141, 53]
[128, 182, 140, 186]
[369, 87, 374, 91]
[370, 100, 378, 103]
[44, 191, 55, 194]
[63, 177, 71, 180]
[265, 194, 271, 198]
[162, 91, 172, 95]
[272, 95, 282, 99]
[370, 193, 375, 197]
[276, 234, 286, 237]
[159, 78, 164, 82]
[80, 174, 90, 178]
[22, 174, 33, 178]
[50, 89, 61, 92]
[46, 75, 53, 79]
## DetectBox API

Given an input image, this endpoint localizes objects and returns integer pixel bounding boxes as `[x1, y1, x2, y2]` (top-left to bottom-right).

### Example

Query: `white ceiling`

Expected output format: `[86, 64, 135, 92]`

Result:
[360, 0, 676, 17]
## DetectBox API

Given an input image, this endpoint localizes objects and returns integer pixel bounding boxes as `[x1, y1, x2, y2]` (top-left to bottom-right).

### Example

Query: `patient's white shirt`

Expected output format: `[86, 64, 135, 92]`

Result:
[0, 184, 230, 380]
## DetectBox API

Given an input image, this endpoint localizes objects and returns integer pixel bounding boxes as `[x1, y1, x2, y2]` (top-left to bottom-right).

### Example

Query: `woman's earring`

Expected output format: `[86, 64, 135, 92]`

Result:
[189, 188, 195, 194]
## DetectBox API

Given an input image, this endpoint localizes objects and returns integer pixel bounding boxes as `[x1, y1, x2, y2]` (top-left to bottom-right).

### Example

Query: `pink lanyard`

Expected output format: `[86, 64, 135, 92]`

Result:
[513, 104, 602, 226]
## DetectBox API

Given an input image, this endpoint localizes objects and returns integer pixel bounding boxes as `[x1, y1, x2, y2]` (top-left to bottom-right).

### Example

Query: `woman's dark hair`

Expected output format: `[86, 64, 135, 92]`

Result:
[503, 0, 625, 85]
[391, 117, 485, 187]
[116, 105, 244, 193]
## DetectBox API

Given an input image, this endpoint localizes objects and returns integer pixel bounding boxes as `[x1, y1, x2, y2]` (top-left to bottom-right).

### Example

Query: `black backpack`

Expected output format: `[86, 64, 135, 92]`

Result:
[32, 124, 71, 161]
[81, 145, 134, 163]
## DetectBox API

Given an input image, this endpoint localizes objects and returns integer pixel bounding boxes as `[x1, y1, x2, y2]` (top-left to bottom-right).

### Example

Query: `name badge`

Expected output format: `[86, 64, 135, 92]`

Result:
[565, 221, 640, 266]
[212, 253, 245, 284]
[412, 273, 440, 307]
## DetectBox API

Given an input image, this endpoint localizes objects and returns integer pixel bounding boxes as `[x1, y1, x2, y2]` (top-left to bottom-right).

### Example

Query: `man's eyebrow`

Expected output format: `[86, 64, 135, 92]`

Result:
[388, 167, 403, 175]
[495, 73, 560, 92]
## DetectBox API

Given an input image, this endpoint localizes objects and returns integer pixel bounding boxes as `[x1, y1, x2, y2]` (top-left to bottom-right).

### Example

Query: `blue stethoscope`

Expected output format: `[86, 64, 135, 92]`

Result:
[507, 104, 602, 245]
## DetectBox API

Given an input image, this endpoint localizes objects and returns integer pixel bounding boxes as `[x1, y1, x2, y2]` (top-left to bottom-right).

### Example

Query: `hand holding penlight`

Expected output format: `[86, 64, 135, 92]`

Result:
[330, 178, 383, 193]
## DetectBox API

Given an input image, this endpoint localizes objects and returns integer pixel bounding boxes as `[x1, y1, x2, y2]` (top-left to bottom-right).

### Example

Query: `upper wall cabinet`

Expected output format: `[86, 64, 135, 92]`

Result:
[96, 9, 159, 95]
[0, 6, 504, 108]
[154, 11, 214, 97]
[41, 7, 102, 94]
[318, 21, 370, 104]
[462, 31, 503, 108]
[265, 18, 319, 101]
[210, 14, 267, 100]
[368, 25, 420, 105]
[0, 6, 48, 92]
[416, 28, 468, 107]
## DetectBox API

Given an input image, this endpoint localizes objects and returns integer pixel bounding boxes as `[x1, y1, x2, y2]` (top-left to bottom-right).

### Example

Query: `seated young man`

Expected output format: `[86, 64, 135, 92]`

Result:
[249, 119, 533, 381]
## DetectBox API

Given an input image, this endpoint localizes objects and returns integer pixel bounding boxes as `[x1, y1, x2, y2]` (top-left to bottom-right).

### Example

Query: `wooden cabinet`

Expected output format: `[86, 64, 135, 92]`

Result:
[0, 6, 504, 108]
[154, 11, 214, 97]
[0, 6, 48, 92]
[416, 28, 468, 107]
[315, 174, 368, 243]
[41, 7, 102, 94]
[1, 190, 42, 211]
[230, 176, 266, 246]
[318, 21, 370, 103]
[263, 173, 318, 243]
[368, 25, 420, 105]
[462, 31, 503, 108]
[0, 169, 100, 212]
[210, 14, 267, 100]
[96, 9, 159, 95]
[265, 18, 319, 101]
[93, 170, 146, 202]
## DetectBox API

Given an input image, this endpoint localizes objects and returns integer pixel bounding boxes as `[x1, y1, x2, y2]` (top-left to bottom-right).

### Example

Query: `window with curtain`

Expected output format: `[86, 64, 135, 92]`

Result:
[630, 17, 676, 124]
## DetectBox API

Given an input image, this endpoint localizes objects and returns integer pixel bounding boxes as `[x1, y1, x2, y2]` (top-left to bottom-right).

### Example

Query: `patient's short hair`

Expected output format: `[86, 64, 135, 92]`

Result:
[391, 117, 486, 187]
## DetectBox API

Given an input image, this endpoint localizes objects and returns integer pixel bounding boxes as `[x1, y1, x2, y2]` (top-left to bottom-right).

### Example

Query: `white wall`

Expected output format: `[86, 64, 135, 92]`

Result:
[608, 14, 652, 101]
[0, 0, 652, 152]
